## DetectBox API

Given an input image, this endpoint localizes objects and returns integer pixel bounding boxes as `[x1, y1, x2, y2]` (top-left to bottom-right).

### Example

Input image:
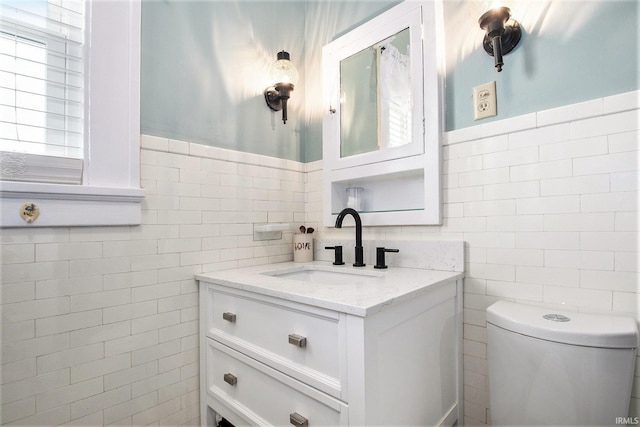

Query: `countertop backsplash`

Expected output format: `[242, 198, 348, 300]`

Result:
[313, 239, 464, 272]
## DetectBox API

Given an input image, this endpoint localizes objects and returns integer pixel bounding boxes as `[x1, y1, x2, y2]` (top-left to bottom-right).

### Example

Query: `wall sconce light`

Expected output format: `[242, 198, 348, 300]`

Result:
[478, 7, 521, 72]
[264, 51, 299, 124]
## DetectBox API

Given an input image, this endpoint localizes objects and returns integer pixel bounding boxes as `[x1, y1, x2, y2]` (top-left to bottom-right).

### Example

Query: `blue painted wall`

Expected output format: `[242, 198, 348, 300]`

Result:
[141, 1, 306, 160]
[444, 0, 639, 130]
[141, 0, 638, 162]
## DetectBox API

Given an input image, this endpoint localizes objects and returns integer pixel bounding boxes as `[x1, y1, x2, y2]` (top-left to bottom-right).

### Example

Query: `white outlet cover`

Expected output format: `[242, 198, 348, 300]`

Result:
[473, 81, 497, 120]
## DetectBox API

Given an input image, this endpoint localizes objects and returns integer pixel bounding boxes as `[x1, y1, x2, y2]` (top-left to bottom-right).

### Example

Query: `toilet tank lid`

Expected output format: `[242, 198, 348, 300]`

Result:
[486, 301, 639, 349]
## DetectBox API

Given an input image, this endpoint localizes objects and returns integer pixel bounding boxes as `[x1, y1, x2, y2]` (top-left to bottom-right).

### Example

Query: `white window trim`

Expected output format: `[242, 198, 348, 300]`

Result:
[0, 0, 144, 227]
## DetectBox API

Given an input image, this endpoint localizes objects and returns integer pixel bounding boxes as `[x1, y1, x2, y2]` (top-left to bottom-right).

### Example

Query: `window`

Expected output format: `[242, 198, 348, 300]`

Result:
[0, 0, 143, 227]
[1, 33, 49, 151]
[1, 0, 84, 183]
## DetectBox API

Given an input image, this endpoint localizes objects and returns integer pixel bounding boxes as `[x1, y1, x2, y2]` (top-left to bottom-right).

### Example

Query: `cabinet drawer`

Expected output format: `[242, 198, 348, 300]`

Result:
[206, 286, 341, 393]
[207, 339, 347, 426]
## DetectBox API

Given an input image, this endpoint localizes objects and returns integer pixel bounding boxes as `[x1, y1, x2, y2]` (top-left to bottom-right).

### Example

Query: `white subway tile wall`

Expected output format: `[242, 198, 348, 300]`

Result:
[307, 90, 639, 425]
[1, 90, 638, 426]
[1, 139, 305, 425]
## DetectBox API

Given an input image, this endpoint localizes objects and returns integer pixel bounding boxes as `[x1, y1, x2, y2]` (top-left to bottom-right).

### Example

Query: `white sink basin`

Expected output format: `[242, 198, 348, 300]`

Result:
[263, 266, 380, 285]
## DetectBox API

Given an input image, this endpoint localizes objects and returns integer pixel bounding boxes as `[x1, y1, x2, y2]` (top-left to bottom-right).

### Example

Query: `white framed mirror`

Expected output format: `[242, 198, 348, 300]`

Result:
[323, 3, 424, 170]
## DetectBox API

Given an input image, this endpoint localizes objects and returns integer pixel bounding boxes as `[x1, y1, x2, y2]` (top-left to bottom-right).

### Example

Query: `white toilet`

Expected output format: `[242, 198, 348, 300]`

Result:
[487, 301, 638, 425]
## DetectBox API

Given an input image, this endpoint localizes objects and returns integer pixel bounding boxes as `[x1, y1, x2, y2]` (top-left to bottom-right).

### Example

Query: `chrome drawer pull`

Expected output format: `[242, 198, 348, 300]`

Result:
[222, 312, 236, 323]
[223, 373, 237, 386]
[288, 334, 307, 348]
[289, 412, 308, 427]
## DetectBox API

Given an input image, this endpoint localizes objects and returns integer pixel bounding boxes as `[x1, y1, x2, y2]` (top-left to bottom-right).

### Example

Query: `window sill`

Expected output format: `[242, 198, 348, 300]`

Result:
[0, 181, 145, 227]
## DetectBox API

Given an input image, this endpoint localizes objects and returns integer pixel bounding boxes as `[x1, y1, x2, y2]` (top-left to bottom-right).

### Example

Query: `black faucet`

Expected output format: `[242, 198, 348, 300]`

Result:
[335, 208, 365, 267]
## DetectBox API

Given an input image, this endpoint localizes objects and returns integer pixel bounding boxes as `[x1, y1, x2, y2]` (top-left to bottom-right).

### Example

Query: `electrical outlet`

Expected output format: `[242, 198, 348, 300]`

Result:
[473, 81, 497, 120]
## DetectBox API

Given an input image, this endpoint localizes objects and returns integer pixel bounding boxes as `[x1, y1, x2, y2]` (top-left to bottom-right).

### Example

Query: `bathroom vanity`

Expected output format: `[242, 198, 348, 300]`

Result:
[196, 260, 463, 426]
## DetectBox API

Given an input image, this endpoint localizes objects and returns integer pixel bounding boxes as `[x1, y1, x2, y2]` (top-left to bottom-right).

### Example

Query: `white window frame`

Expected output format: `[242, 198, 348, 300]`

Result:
[0, 0, 144, 227]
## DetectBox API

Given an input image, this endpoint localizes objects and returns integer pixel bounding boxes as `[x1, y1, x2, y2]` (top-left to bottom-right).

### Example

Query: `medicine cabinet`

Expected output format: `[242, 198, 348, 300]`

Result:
[322, 0, 443, 226]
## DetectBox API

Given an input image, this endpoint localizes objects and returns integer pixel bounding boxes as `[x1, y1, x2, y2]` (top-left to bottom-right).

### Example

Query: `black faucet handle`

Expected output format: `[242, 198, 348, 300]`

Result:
[374, 247, 399, 269]
[325, 246, 345, 265]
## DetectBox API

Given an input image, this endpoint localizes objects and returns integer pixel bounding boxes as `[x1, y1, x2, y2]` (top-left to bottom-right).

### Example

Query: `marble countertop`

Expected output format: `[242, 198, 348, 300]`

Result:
[196, 261, 463, 316]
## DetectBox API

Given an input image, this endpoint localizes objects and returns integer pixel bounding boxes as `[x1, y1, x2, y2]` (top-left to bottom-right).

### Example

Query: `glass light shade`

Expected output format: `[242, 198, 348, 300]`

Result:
[268, 51, 299, 86]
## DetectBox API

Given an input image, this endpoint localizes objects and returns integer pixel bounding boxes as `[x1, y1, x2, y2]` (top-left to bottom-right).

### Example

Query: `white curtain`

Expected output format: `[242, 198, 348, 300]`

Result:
[375, 40, 411, 149]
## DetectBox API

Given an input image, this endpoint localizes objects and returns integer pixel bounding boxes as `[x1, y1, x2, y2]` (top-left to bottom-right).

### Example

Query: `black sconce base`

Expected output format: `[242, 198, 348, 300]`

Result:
[264, 88, 283, 112]
[264, 82, 293, 124]
[481, 20, 521, 58]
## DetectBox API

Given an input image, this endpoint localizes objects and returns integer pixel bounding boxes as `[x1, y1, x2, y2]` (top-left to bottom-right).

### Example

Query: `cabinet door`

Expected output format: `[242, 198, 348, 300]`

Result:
[323, 5, 425, 171]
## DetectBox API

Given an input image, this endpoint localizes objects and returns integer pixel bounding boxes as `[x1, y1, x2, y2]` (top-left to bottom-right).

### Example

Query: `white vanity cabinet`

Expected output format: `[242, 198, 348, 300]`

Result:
[197, 262, 463, 427]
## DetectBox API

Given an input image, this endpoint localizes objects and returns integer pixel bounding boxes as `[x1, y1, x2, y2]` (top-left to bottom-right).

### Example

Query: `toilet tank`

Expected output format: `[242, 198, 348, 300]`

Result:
[487, 301, 638, 426]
